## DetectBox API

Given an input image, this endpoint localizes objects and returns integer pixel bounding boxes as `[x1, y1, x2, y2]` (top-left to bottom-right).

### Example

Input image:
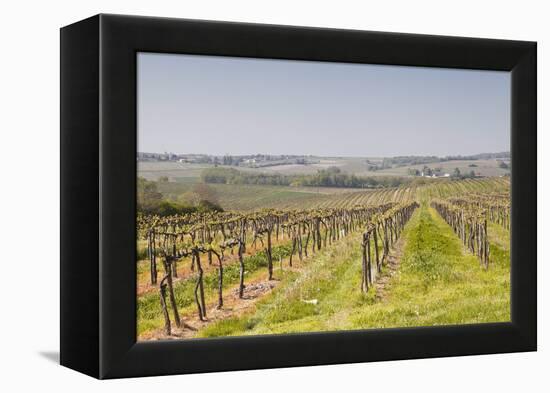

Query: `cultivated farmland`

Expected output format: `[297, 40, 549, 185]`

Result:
[136, 174, 510, 340]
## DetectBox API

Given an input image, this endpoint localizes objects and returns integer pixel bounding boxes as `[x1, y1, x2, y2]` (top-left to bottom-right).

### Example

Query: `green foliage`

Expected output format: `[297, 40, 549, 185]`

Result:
[137, 177, 223, 216]
[201, 167, 412, 189]
[197, 199, 224, 212]
[154, 200, 197, 216]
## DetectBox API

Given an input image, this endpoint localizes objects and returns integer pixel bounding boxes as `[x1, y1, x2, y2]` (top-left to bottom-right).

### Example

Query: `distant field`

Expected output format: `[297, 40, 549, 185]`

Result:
[138, 161, 209, 180]
[153, 176, 412, 211]
[156, 181, 336, 211]
[150, 171, 509, 212]
[138, 159, 366, 179]
[139, 159, 510, 213]
[257, 157, 368, 175]
[139, 158, 509, 181]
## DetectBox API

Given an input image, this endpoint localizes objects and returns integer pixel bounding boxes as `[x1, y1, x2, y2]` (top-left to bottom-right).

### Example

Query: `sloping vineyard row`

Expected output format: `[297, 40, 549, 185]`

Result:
[310, 178, 509, 210]
[431, 198, 493, 269]
[420, 177, 510, 200]
[447, 193, 510, 230]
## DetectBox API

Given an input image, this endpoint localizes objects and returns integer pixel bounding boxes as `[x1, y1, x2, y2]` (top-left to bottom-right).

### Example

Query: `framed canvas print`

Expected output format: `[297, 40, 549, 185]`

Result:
[60, 14, 536, 379]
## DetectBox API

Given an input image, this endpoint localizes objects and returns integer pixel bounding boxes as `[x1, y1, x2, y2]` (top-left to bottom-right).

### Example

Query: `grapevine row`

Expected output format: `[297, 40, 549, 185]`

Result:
[431, 199, 490, 269]
[447, 193, 510, 230]
[360, 202, 419, 292]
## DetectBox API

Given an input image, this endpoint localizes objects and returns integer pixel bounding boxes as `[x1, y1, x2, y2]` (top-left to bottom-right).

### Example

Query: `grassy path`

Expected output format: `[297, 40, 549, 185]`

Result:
[349, 204, 510, 329]
[198, 203, 510, 338]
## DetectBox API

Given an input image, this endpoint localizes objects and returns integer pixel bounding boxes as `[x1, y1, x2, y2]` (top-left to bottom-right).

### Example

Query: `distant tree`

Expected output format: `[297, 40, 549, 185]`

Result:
[222, 155, 234, 166]
[498, 161, 509, 169]
[469, 170, 476, 178]
[452, 168, 461, 178]
[158, 176, 169, 183]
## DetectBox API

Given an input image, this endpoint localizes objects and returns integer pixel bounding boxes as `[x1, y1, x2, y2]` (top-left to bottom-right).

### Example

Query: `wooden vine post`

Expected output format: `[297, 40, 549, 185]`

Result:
[158, 273, 171, 335]
[192, 248, 207, 321]
[238, 219, 246, 298]
[158, 254, 181, 334]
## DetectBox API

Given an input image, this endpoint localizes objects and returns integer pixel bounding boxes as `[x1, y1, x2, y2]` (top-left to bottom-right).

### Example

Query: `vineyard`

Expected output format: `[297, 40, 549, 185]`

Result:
[137, 177, 511, 340]
[153, 176, 510, 211]
[431, 192, 510, 269]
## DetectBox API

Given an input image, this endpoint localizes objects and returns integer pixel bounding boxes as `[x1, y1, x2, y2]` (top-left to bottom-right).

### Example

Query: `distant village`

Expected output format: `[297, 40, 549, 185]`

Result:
[137, 152, 319, 168]
[408, 161, 509, 179]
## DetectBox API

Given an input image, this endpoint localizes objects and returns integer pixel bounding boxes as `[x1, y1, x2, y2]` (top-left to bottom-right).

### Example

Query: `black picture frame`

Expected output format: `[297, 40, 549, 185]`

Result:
[60, 14, 536, 379]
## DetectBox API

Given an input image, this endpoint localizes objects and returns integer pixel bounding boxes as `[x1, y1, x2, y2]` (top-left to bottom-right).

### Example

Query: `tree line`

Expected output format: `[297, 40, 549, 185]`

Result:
[201, 166, 411, 189]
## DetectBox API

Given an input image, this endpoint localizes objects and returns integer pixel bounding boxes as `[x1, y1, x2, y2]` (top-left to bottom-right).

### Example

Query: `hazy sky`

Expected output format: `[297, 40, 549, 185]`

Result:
[137, 52, 510, 157]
